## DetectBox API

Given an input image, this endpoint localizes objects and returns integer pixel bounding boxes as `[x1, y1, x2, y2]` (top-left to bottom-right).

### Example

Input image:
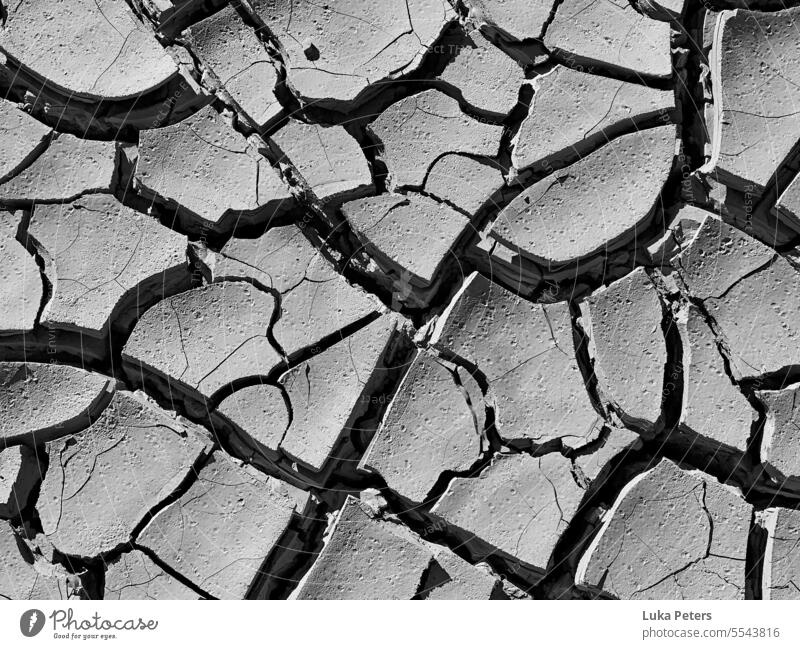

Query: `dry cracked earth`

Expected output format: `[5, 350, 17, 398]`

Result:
[2, 0, 800, 602]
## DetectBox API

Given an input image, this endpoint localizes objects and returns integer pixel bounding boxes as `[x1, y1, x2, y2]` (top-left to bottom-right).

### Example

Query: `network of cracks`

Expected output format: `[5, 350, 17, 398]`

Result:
[2, 0, 800, 600]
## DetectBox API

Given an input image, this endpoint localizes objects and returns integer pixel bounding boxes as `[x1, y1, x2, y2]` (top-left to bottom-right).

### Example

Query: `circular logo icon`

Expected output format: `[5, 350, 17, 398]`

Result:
[20, 609, 45, 637]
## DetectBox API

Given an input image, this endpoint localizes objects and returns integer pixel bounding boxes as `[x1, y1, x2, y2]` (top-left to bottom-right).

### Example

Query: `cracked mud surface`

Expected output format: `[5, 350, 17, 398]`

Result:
[2, 0, 800, 601]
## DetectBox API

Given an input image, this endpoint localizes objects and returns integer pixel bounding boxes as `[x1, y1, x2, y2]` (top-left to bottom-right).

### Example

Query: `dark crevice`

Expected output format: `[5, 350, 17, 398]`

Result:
[651, 275, 685, 436]
[127, 183, 299, 243]
[0, 245, 192, 390]
[246, 498, 329, 599]
[543, 446, 655, 599]
[543, 48, 675, 91]
[642, 430, 799, 508]
[496, 83, 534, 174]
[344, 122, 389, 196]
[29, 441, 216, 601]
[0, 129, 53, 185]
[413, 557, 451, 600]
[420, 447, 494, 510]
[570, 302, 611, 424]
[745, 509, 767, 600]
[309, 330, 416, 489]
[278, 310, 382, 374]
[129, 447, 215, 541]
[739, 367, 800, 394]
[192, 273, 286, 363]
[4, 0, 800, 604]
[5, 443, 48, 529]
[15, 211, 53, 328]
[203, 321, 415, 494]
[464, 128, 684, 307]
[540, 0, 565, 41]
[206, 373, 290, 415]
[375, 484, 545, 597]
[676, 285, 787, 472]
[35, 541, 106, 601]
[678, 0, 710, 186]
[131, 544, 215, 600]
[0, 60, 208, 140]
[510, 107, 680, 189]
[752, 138, 800, 228]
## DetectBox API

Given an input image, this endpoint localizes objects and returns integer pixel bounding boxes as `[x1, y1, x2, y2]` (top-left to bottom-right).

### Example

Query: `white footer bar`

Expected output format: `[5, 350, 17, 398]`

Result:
[0, 600, 796, 649]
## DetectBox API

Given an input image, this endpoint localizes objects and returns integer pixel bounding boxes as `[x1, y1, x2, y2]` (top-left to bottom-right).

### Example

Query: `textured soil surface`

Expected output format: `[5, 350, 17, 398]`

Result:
[1, 0, 800, 601]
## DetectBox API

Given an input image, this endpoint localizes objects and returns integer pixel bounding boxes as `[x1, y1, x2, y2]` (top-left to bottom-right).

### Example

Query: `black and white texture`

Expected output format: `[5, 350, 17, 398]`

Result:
[1, 0, 800, 601]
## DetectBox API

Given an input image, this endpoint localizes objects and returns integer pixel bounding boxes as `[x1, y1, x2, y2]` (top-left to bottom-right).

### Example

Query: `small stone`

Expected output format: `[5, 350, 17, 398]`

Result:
[368, 90, 504, 189]
[138, 452, 308, 599]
